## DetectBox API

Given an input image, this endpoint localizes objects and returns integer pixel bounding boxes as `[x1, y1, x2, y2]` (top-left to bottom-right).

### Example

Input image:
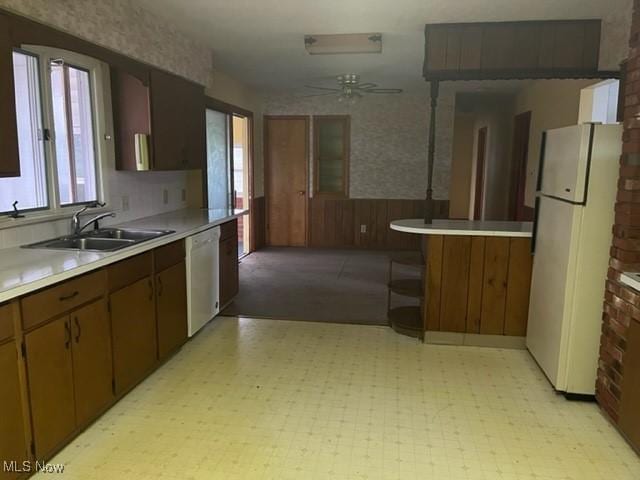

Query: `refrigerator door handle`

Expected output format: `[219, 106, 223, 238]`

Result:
[531, 196, 541, 255]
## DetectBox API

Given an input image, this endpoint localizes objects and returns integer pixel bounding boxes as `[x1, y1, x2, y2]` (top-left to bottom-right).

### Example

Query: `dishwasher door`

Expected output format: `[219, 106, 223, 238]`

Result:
[186, 226, 220, 337]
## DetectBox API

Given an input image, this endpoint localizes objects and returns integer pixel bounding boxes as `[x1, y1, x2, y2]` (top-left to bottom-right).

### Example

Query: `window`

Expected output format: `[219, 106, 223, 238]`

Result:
[313, 115, 350, 197]
[0, 46, 108, 216]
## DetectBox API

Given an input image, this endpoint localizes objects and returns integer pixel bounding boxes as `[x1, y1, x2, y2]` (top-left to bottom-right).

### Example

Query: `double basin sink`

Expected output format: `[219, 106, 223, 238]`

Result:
[25, 227, 175, 252]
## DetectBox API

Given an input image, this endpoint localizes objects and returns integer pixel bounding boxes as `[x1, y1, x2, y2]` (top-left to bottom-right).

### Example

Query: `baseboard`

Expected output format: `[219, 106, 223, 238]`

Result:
[424, 331, 527, 349]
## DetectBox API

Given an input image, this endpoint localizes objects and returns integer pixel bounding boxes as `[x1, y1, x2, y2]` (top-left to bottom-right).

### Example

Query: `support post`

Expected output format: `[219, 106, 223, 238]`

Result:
[424, 80, 440, 224]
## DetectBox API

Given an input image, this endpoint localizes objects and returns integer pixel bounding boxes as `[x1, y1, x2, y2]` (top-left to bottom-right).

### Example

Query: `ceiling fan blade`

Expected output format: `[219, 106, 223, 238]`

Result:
[364, 88, 404, 94]
[355, 83, 379, 90]
[300, 92, 338, 97]
[303, 85, 341, 92]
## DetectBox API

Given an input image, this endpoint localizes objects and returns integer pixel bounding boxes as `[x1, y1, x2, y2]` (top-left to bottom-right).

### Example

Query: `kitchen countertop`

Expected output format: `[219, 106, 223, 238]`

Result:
[390, 219, 533, 237]
[0, 208, 247, 303]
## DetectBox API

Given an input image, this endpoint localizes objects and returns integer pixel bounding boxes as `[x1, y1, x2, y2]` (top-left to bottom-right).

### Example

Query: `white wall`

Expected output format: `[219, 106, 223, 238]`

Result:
[262, 86, 455, 200]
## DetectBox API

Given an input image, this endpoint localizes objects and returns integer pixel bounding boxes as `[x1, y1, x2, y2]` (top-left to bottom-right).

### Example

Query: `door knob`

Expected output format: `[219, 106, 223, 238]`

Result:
[297, 190, 306, 196]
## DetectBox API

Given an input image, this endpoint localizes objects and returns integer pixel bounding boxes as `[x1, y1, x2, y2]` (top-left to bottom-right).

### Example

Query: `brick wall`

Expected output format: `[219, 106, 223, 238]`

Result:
[596, 0, 640, 424]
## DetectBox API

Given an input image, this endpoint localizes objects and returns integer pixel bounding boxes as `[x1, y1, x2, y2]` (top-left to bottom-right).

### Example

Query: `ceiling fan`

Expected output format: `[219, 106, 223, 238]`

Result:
[303, 74, 403, 104]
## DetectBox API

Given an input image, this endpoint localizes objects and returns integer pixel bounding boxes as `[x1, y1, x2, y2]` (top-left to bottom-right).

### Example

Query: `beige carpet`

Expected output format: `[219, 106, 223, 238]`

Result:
[223, 247, 420, 325]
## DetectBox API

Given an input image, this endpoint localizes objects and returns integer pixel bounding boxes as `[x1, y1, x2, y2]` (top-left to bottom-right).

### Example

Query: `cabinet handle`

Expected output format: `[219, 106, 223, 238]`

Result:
[74, 317, 81, 343]
[64, 320, 71, 349]
[59, 291, 79, 301]
[148, 278, 153, 300]
[158, 277, 163, 296]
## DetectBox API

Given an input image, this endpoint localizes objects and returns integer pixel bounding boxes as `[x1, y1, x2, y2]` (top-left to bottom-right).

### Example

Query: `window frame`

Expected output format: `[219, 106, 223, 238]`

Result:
[312, 115, 350, 199]
[0, 45, 111, 222]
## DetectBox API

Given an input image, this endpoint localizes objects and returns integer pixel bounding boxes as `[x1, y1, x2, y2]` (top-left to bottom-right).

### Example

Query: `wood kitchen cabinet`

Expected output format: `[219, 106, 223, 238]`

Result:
[0, 302, 29, 478]
[620, 320, 640, 453]
[24, 297, 112, 459]
[156, 261, 188, 360]
[0, 14, 20, 178]
[109, 275, 157, 395]
[220, 220, 239, 308]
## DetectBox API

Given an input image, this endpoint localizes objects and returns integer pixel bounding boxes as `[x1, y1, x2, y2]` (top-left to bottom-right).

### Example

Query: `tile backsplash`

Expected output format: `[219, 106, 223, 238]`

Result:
[0, 170, 189, 250]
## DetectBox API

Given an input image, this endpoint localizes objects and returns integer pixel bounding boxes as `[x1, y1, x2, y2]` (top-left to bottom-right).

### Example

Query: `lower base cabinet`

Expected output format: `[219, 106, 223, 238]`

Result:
[620, 320, 640, 452]
[0, 340, 29, 478]
[219, 222, 239, 307]
[156, 261, 188, 360]
[110, 276, 157, 394]
[25, 298, 113, 459]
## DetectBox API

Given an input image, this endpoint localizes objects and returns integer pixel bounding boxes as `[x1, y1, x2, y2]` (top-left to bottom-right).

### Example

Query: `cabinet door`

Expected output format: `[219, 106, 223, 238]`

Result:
[71, 299, 113, 426]
[219, 236, 239, 307]
[149, 69, 186, 171]
[110, 277, 156, 394]
[0, 14, 20, 178]
[25, 317, 75, 459]
[156, 261, 188, 360]
[0, 341, 28, 476]
[183, 81, 205, 170]
[620, 320, 640, 452]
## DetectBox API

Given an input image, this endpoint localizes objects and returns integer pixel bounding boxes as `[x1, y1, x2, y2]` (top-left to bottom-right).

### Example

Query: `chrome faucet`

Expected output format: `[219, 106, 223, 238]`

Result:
[70, 202, 114, 235]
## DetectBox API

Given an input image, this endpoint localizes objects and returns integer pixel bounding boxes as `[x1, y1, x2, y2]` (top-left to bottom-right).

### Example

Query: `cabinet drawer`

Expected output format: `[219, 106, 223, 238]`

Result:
[220, 219, 237, 241]
[21, 270, 107, 330]
[0, 302, 13, 343]
[108, 252, 153, 292]
[154, 240, 185, 272]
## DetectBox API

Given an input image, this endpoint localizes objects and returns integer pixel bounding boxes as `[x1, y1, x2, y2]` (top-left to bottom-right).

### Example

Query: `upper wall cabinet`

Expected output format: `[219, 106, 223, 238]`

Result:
[0, 14, 20, 177]
[112, 68, 205, 171]
[423, 20, 609, 81]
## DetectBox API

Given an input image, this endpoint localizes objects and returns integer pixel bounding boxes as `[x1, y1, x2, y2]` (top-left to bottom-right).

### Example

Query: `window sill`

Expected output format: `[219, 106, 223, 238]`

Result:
[0, 207, 111, 232]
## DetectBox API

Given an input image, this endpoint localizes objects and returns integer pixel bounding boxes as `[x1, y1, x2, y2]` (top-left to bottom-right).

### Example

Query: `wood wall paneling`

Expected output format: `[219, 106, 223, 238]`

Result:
[440, 236, 471, 333]
[425, 235, 444, 331]
[480, 237, 510, 334]
[504, 238, 533, 336]
[466, 237, 486, 333]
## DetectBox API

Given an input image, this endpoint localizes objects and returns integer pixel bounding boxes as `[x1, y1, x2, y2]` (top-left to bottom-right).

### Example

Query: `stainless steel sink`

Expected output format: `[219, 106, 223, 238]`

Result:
[24, 228, 175, 252]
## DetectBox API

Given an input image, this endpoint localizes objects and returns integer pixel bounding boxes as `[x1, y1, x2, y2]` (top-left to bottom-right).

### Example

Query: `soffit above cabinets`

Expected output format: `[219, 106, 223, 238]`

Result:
[423, 20, 619, 81]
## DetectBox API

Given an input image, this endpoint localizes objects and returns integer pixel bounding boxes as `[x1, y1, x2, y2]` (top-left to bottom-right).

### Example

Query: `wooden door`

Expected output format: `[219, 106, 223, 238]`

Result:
[473, 127, 487, 220]
[265, 117, 308, 246]
[150, 69, 186, 170]
[0, 14, 20, 178]
[0, 341, 28, 476]
[510, 111, 532, 221]
[620, 320, 640, 452]
[25, 317, 76, 458]
[219, 235, 239, 307]
[71, 299, 113, 427]
[156, 261, 188, 360]
[110, 277, 157, 394]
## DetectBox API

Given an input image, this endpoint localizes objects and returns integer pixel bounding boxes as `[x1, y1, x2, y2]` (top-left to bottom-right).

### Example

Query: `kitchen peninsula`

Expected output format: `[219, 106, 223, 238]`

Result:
[390, 219, 533, 346]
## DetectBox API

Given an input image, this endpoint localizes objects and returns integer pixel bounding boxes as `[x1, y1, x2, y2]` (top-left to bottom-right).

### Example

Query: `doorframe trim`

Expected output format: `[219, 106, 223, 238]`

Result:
[264, 115, 310, 247]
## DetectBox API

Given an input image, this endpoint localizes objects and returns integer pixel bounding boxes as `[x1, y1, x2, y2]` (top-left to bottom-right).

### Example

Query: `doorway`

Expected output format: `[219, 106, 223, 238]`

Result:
[265, 116, 308, 247]
[510, 111, 532, 221]
[233, 115, 250, 257]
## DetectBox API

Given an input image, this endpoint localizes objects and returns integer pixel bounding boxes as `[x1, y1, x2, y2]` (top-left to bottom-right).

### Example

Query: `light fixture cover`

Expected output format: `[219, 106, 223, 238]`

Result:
[304, 33, 382, 55]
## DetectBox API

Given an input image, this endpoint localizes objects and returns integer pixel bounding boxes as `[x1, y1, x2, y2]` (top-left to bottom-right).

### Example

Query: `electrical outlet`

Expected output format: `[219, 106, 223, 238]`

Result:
[121, 195, 129, 212]
[163, 189, 169, 205]
[360, 224, 367, 233]
[181, 189, 186, 202]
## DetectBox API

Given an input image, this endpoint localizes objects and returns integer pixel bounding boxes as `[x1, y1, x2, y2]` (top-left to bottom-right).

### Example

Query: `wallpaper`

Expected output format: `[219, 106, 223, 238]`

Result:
[263, 88, 455, 200]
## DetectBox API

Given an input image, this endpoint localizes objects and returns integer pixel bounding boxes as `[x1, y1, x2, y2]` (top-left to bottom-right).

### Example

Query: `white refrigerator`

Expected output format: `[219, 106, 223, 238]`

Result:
[527, 123, 622, 395]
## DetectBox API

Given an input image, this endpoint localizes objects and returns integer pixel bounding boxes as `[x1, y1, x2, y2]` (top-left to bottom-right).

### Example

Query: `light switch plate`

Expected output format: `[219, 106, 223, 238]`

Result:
[121, 195, 129, 212]
[360, 224, 367, 233]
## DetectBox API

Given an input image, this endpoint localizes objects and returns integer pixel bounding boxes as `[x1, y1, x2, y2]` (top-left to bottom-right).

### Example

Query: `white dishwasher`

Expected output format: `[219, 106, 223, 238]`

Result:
[185, 226, 221, 337]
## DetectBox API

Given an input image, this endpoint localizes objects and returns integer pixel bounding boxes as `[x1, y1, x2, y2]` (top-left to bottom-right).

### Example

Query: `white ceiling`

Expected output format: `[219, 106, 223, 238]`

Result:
[135, 0, 631, 93]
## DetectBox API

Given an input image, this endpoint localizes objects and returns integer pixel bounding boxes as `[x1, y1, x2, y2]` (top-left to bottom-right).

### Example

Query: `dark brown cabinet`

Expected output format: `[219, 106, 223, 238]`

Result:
[220, 220, 239, 308]
[110, 276, 157, 394]
[24, 296, 113, 459]
[111, 68, 205, 172]
[0, 337, 29, 478]
[25, 316, 76, 459]
[620, 320, 640, 453]
[0, 14, 20, 178]
[156, 260, 188, 360]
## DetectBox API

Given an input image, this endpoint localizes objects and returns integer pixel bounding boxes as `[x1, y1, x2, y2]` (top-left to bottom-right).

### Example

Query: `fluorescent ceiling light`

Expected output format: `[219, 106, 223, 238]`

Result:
[304, 33, 382, 55]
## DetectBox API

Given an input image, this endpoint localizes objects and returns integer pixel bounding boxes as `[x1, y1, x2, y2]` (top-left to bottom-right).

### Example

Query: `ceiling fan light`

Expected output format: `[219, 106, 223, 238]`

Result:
[304, 33, 383, 55]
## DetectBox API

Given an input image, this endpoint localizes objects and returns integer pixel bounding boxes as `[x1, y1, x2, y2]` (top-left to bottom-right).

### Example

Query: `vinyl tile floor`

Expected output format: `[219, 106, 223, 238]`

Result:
[41, 316, 640, 480]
